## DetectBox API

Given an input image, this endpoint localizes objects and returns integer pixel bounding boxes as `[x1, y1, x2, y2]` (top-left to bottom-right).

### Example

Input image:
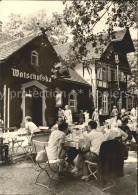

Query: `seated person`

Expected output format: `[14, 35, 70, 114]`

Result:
[46, 122, 69, 172]
[117, 119, 132, 141]
[24, 116, 39, 144]
[51, 117, 64, 132]
[71, 121, 105, 180]
[105, 121, 128, 142]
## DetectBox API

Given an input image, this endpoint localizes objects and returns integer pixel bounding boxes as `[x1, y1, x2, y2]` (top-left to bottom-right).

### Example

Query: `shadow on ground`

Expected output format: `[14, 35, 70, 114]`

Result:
[0, 151, 137, 195]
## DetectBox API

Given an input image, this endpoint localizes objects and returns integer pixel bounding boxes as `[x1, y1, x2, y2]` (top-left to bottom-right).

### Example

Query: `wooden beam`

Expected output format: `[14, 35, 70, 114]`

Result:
[3, 85, 6, 128]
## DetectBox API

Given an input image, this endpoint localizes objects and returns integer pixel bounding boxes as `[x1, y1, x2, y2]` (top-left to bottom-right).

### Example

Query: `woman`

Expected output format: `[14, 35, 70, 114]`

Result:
[84, 110, 89, 124]
[58, 107, 65, 120]
[24, 116, 39, 145]
[92, 108, 99, 124]
[105, 121, 128, 142]
[64, 105, 72, 125]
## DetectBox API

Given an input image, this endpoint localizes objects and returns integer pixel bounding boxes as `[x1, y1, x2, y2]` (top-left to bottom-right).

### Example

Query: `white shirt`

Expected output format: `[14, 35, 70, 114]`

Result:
[47, 130, 66, 160]
[86, 130, 105, 155]
[25, 122, 38, 134]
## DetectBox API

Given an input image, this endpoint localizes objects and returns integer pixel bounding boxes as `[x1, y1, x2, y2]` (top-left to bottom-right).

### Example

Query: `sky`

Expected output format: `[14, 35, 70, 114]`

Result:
[0, 0, 137, 39]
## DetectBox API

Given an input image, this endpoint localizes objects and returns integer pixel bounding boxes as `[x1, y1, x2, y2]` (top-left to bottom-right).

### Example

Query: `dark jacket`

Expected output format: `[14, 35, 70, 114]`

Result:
[98, 140, 124, 181]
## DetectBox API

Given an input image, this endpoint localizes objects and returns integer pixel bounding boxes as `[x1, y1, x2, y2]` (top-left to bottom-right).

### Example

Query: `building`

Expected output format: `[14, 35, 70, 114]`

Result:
[0, 32, 92, 129]
[55, 28, 135, 117]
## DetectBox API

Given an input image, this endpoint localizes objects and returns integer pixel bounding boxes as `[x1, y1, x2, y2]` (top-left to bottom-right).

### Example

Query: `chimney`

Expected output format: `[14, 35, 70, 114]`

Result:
[0, 21, 2, 33]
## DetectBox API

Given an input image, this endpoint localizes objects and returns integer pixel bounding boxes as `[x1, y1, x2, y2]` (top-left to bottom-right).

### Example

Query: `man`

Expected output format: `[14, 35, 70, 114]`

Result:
[51, 116, 64, 132]
[71, 120, 105, 180]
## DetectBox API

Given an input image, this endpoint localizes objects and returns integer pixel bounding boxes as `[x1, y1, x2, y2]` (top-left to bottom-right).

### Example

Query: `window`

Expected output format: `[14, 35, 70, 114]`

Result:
[127, 97, 136, 110]
[111, 68, 117, 81]
[68, 91, 77, 113]
[102, 93, 108, 114]
[31, 50, 39, 66]
[102, 66, 107, 81]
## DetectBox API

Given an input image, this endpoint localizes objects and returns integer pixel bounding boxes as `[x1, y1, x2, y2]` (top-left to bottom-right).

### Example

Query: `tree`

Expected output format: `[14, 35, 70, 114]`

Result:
[63, 0, 137, 60]
[1, 9, 69, 45]
[127, 39, 138, 93]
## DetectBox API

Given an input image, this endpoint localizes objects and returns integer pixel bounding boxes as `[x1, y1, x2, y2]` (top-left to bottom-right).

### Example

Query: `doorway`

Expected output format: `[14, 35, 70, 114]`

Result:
[21, 81, 47, 127]
[25, 86, 42, 126]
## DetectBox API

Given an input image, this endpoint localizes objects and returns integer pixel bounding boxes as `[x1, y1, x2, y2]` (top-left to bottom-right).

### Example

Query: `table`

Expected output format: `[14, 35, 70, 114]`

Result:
[2, 132, 24, 156]
[65, 136, 85, 149]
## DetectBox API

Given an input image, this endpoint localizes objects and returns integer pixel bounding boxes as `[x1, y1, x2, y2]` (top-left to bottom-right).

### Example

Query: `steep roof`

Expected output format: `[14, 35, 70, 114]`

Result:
[0, 32, 90, 86]
[62, 68, 90, 86]
[0, 33, 38, 61]
[0, 28, 133, 62]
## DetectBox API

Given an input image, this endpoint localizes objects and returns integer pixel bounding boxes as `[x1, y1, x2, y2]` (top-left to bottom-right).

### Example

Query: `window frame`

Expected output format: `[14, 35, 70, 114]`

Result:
[31, 50, 39, 66]
[102, 93, 108, 115]
[68, 91, 78, 113]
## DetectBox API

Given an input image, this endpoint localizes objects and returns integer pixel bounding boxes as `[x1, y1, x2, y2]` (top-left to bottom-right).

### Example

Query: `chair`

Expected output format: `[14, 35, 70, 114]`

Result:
[84, 139, 124, 182]
[33, 140, 62, 188]
[84, 160, 98, 181]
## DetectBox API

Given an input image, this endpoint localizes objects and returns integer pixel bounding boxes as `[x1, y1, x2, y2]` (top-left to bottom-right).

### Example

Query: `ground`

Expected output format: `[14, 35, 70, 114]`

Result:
[0, 150, 137, 195]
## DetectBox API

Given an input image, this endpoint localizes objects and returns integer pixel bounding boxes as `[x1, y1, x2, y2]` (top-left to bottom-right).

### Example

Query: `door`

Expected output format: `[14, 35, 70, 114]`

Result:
[25, 86, 42, 126]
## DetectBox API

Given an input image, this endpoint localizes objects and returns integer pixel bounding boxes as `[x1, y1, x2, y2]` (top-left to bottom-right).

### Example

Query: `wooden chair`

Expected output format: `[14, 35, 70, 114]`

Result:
[33, 140, 62, 188]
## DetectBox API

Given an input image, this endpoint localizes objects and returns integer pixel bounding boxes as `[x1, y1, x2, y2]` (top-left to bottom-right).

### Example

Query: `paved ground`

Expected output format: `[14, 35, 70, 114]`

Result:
[0, 151, 137, 195]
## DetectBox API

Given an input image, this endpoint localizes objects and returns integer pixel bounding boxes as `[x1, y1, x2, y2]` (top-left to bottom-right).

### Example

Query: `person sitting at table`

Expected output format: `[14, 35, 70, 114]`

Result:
[51, 117, 64, 132]
[105, 121, 128, 142]
[71, 120, 105, 180]
[117, 119, 132, 141]
[46, 122, 69, 173]
[24, 116, 39, 144]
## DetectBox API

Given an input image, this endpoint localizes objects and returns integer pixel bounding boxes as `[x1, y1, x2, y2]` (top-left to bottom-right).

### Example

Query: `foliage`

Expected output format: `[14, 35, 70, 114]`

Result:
[63, 0, 137, 60]
[0, 9, 68, 45]
[51, 56, 70, 79]
[127, 39, 138, 92]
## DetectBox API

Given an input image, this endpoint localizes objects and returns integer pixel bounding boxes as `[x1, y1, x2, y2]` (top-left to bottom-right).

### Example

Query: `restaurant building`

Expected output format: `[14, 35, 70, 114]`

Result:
[0, 32, 92, 129]
[55, 28, 135, 117]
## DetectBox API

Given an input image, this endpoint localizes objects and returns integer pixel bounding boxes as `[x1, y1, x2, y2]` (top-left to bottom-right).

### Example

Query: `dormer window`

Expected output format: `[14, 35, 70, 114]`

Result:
[31, 50, 39, 66]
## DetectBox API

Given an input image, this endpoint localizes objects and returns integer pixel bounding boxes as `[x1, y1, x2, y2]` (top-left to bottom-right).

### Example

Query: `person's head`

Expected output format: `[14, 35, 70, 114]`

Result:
[24, 116, 32, 123]
[80, 110, 83, 113]
[58, 121, 68, 133]
[85, 110, 88, 113]
[95, 108, 98, 112]
[88, 120, 97, 131]
[65, 105, 69, 110]
[113, 106, 116, 109]
[57, 116, 64, 123]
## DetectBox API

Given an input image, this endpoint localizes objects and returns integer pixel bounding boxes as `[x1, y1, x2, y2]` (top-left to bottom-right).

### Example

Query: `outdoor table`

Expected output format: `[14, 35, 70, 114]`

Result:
[2, 132, 23, 156]
[65, 136, 85, 149]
